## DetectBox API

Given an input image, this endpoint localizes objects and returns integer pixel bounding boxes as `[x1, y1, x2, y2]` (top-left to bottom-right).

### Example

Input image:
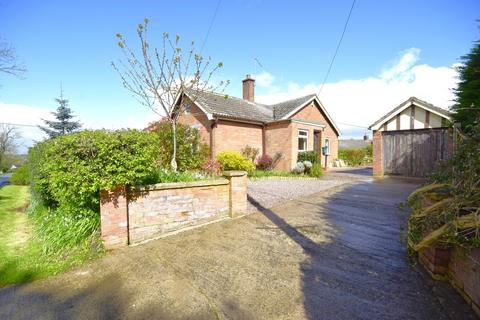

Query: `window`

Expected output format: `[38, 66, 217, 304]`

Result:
[298, 130, 308, 152]
[324, 138, 330, 155]
[184, 103, 192, 114]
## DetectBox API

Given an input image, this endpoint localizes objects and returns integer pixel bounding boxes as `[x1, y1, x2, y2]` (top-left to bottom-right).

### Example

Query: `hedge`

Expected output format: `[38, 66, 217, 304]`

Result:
[29, 129, 160, 211]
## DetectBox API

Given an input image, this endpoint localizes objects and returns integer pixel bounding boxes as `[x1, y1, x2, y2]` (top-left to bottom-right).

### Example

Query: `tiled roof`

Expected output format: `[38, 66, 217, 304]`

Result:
[369, 97, 451, 130]
[184, 89, 317, 123]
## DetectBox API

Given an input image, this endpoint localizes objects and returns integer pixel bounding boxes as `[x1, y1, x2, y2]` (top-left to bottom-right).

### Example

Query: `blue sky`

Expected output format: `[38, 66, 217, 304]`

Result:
[1, 0, 479, 146]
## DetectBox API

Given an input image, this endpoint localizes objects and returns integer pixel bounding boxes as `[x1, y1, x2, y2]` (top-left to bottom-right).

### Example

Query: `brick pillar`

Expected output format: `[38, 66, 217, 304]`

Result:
[223, 171, 247, 217]
[373, 130, 383, 176]
[100, 187, 129, 249]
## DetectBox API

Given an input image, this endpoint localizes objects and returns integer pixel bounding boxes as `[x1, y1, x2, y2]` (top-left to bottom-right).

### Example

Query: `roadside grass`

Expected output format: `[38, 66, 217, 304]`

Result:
[0, 186, 103, 287]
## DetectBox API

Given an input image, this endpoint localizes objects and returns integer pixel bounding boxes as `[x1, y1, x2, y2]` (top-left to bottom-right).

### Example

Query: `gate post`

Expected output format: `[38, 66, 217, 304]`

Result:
[373, 130, 383, 176]
[223, 171, 247, 217]
[100, 186, 129, 249]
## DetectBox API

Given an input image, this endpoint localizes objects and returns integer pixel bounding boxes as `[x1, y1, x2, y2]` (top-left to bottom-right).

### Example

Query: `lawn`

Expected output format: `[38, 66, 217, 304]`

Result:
[0, 186, 103, 286]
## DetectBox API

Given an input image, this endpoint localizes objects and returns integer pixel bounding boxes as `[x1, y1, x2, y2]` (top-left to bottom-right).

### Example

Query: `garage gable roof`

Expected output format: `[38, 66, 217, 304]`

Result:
[369, 97, 451, 131]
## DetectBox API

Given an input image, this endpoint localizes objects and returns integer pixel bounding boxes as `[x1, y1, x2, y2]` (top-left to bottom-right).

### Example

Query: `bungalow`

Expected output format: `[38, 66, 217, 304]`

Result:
[174, 75, 340, 171]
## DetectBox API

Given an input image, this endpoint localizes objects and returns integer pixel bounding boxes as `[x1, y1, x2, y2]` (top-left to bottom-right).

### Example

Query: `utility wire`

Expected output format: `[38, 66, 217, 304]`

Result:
[0, 122, 40, 128]
[317, 0, 357, 96]
[200, 0, 222, 54]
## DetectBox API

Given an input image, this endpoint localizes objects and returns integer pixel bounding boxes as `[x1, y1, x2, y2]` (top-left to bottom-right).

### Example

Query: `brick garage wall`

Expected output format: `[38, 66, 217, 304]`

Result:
[265, 121, 292, 171]
[214, 119, 264, 156]
[100, 172, 247, 249]
[291, 100, 339, 167]
[372, 130, 383, 176]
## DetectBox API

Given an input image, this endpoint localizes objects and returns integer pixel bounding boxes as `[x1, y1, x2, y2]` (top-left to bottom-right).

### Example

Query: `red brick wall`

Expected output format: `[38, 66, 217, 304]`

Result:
[265, 121, 292, 171]
[449, 247, 480, 316]
[291, 101, 339, 166]
[100, 173, 248, 249]
[177, 97, 212, 146]
[373, 130, 383, 176]
[215, 119, 264, 157]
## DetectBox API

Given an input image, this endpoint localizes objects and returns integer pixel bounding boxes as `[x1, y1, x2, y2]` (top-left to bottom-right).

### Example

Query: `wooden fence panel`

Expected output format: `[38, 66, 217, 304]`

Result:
[382, 128, 450, 177]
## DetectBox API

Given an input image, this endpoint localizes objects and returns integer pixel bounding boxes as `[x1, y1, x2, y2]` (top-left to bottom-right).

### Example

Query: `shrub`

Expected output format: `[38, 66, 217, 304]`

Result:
[271, 152, 284, 169]
[241, 145, 260, 163]
[298, 151, 318, 164]
[309, 163, 324, 178]
[151, 169, 208, 183]
[155, 121, 209, 171]
[10, 166, 29, 185]
[256, 154, 273, 170]
[303, 161, 312, 173]
[28, 129, 161, 212]
[339, 148, 369, 166]
[216, 151, 255, 172]
[292, 162, 305, 174]
[201, 158, 221, 176]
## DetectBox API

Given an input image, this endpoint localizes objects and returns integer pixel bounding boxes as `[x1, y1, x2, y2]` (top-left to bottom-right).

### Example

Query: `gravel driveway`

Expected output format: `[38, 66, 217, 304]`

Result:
[247, 167, 372, 212]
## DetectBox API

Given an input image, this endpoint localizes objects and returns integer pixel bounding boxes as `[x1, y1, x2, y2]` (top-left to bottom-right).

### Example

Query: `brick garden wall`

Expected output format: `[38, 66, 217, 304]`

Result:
[419, 246, 480, 317]
[100, 171, 247, 249]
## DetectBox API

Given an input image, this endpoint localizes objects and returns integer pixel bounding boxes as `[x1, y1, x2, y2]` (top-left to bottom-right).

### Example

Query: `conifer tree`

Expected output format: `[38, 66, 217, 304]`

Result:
[451, 37, 480, 133]
[40, 90, 81, 138]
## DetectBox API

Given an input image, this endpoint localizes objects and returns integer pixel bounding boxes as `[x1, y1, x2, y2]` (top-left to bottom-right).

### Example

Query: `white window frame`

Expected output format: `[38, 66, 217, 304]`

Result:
[298, 129, 309, 152]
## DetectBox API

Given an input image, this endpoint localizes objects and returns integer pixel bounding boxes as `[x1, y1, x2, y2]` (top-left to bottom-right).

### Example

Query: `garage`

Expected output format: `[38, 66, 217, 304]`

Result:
[369, 97, 452, 177]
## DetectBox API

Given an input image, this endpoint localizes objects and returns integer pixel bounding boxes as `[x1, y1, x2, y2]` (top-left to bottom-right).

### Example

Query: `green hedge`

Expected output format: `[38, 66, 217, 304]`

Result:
[297, 151, 319, 164]
[29, 129, 160, 212]
[338, 145, 372, 166]
[10, 166, 29, 185]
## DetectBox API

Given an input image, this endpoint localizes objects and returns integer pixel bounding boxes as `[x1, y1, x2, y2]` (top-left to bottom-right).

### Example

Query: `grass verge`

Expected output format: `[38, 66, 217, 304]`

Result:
[0, 186, 103, 286]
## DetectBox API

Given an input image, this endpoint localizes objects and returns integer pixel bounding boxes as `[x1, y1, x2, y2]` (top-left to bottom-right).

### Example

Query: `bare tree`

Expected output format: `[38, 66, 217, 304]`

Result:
[112, 18, 228, 171]
[0, 38, 26, 77]
[0, 124, 20, 168]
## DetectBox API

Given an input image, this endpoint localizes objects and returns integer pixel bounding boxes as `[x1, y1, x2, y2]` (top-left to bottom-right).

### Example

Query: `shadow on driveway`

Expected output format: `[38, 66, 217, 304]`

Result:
[248, 177, 476, 320]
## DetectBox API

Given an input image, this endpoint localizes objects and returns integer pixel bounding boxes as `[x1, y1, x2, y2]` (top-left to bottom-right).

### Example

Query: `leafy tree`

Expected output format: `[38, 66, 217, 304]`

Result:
[112, 18, 228, 171]
[0, 38, 26, 78]
[0, 124, 20, 171]
[451, 37, 480, 133]
[39, 91, 81, 138]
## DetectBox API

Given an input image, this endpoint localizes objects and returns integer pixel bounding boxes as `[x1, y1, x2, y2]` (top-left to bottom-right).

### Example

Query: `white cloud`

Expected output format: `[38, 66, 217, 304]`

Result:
[255, 48, 458, 138]
[0, 101, 159, 152]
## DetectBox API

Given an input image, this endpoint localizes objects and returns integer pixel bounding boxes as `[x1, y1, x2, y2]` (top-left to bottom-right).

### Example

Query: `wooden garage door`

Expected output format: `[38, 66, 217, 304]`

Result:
[382, 128, 450, 177]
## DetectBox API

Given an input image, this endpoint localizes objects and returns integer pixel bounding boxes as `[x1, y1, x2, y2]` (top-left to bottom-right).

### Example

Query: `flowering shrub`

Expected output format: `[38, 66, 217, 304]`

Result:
[201, 158, 221, 176]
[256, 154, 273, 170]
[216, 151, 255, 172]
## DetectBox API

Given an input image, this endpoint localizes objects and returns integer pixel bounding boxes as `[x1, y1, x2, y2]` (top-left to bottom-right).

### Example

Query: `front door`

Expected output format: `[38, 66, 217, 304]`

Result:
[314, 130, 322, 153]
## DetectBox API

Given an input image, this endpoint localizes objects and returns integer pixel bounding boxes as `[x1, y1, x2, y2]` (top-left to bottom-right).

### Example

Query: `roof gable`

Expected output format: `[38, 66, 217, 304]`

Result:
[369, 97, 451, 130]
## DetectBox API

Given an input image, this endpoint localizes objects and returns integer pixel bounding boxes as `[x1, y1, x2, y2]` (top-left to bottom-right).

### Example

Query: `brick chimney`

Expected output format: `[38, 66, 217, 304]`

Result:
[242, 74, 255, 102]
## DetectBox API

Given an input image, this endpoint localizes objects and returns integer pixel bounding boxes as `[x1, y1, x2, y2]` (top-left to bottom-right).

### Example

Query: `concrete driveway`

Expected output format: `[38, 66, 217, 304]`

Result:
[0, 171, 476, 319]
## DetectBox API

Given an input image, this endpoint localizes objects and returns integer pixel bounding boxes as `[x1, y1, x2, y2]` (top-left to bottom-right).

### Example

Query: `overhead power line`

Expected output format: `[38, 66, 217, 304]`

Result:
[200, 0, 222, 54]
[318, 0, 357, 96]
[0, 122, 39, 128]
